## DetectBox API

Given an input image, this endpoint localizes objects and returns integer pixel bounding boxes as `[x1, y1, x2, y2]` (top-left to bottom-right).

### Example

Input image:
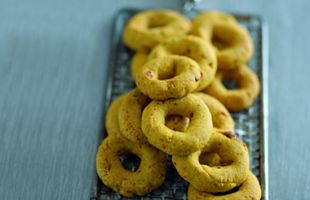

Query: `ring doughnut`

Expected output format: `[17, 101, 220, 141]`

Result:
[118, 88, 150, 144]
[172, 129, 249, 192]
[135, 55, 202, 100]
[96, 136, 167, 197]
[194, 92, 234, 131]
[187, 172, 262, 200]
[105, 94, 127, 136]
[142, 94, 213, 156]
[191, 12, 253, 70]
[149, 36, 217, 90]
[204, 66, 260, 111]
[131, 51, 148, 81]
[123, 10, 191, 51]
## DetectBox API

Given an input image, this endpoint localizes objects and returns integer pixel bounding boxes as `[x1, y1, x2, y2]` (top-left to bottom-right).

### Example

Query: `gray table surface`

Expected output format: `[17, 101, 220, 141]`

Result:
[1, 0, 309, 199]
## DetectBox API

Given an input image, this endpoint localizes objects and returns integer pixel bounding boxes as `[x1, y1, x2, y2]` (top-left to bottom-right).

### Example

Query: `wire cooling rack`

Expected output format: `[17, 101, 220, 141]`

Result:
[90, 8, 269, 200]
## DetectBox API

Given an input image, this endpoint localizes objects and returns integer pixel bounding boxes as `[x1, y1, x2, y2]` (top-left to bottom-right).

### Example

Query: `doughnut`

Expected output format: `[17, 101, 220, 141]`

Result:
[118, 88, 150, 144]
[203, 66, 260, 112]
[142, 94, 213, 156]
[187, 172, 262, 200]
[123, 10, 191, 51]
[96, 136, 167, 197]
[135, 55, 202, 100]
[191, 12, 253, 70]
[149, 36, 217, 90]
[105, 94, 127, 137]
[194, 93, 234, 131]
[172, 129, 249, 192]
[131, 51, 148, 81]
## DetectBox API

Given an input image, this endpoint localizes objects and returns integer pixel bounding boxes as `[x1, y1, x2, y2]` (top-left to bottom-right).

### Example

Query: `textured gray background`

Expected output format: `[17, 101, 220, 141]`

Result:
[0, 0, 309, 200]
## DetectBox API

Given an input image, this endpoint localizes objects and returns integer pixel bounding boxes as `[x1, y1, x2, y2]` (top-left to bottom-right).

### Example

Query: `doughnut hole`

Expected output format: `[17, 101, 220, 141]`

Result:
[199, 152, 233, 167]
[222, 78, 239, 90]
[136, 56, 202, 100]
[212, 186, 240, 196]
[157, 61, 177, 80]
[199, 152, 222, 166]
[147, 18, 170, 29]
[119, 151, 141, 172]
[154, 56, 199, 81]
[211, 24, 238, 50]
[148, 36, 217, 90]
[165, 114, 190, 132]
[158, 73, 175, 80]
[211, 33, 234, 50]
[164, 103, 199, 133]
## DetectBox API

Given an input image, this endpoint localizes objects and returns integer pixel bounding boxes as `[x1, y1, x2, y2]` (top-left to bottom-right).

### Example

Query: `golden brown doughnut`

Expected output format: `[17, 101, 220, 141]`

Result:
[142, 94, 213, 156]
[191, 12, 253, 70]
[135, 55, 202, 100]
[96, 135, 167, 197]
[118, 88, 150, 144]
[204, 66, 260, 112]
[123, 10, 191, 51]
[194, 92, 234, 131]
[149, 35, 217, 90]
[172, 129, 249, 192]
[187, 172, 262, 200]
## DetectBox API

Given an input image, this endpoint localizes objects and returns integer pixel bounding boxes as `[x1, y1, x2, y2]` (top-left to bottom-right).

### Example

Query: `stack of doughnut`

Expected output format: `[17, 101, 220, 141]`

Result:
[96, 9, 262, 199]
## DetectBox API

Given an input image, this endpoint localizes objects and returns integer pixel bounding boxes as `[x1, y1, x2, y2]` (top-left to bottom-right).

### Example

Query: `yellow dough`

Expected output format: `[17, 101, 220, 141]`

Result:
[135, 55, 202, 100]
[142, 94, 213, 156]
[191, 11, 253, 70]
[96, 135, 167, 197]
[204, 66, 260, 111]
[105, 94, 127, 137]
[187, 172, 262, 200]
[149, 35, 217, 90]
[172, 129, 249, 193]
[123, 10, 191, 51]
[195, 92, 234, 131]
[118, 88, 150, 144]
[164, 93, 234, 132]
[131, 51, 148, 81]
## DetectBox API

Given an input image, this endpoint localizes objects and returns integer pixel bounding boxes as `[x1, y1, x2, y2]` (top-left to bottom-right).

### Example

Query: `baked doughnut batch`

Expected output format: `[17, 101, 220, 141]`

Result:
[96, 9, 262, 199]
